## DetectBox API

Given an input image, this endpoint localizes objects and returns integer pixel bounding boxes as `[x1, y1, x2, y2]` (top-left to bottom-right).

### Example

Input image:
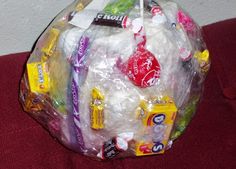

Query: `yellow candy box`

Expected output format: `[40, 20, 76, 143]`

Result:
[135, 97, 177, 156]
[27, 62, 50, 94]
[90, 88, 105, 130]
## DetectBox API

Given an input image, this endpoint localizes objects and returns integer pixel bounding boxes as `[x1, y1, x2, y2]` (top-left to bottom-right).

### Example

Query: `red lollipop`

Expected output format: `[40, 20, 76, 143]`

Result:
[124, 47, 161, 88]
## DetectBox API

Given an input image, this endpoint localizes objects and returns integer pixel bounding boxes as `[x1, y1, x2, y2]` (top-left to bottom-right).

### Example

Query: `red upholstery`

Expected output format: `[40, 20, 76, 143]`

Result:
[0, 19, 236, 169]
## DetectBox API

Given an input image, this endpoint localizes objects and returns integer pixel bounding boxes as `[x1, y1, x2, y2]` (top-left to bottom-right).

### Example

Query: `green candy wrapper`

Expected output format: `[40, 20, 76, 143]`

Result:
[171, 97, 200, 140]
[104, 0, 137, 15]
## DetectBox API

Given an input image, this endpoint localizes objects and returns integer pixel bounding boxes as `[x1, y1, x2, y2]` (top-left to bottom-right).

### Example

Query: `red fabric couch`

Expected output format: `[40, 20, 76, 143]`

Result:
[0, 19, 235, 169]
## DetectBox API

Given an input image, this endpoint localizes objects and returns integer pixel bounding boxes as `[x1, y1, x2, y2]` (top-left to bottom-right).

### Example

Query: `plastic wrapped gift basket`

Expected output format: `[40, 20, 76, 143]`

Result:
[20, 0, 210, 160]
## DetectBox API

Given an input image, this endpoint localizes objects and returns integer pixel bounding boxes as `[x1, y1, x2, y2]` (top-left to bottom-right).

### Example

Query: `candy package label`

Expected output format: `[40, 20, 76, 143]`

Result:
[135, 97, 177, 156]
[27, 62, 50, 94]
[93, 13, 130, 28]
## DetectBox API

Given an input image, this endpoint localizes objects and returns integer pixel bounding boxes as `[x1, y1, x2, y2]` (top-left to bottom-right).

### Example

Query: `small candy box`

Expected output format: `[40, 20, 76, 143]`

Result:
[90, 88, 105, 130]
[135, 97, 177, 156]
[27, 62, 50, 94]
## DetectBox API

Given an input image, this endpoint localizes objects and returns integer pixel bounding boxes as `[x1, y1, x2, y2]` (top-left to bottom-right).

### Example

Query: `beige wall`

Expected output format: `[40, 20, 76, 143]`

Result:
[0, 0, 236, 56]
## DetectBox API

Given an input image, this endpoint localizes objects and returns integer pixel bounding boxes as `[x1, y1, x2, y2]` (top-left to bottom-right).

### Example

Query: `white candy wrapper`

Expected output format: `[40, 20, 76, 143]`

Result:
[20, 0, 210, 160]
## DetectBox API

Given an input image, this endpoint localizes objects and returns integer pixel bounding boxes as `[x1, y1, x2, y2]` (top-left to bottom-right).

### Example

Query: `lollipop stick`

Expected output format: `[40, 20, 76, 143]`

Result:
[140, 0, 144, 24]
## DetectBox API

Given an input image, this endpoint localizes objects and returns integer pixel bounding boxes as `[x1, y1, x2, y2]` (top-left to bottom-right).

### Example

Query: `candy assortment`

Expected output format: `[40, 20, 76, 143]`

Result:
[20, 0, 210, 160]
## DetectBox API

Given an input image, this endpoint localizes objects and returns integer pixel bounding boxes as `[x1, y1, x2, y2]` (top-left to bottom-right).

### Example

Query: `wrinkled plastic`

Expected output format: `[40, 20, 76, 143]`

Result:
[20, 0, 210, 160]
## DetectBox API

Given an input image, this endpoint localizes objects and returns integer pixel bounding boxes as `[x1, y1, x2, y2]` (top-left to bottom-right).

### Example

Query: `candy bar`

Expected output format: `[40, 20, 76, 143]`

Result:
[93, 13, 131, 28]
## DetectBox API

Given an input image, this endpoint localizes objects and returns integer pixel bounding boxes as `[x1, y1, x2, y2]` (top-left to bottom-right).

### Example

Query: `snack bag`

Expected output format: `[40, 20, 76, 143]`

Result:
[19, 0, 210, 160]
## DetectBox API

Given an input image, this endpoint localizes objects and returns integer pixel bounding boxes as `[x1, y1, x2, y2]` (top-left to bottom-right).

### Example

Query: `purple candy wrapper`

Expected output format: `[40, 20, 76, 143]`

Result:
[71, 36, 90, 151]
